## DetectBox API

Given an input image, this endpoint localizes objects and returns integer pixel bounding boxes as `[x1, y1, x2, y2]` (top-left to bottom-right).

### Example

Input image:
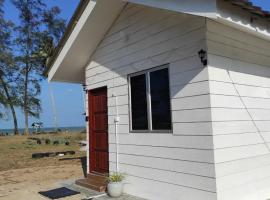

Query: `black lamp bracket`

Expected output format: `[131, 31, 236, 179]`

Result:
[198, 49, 208, 66]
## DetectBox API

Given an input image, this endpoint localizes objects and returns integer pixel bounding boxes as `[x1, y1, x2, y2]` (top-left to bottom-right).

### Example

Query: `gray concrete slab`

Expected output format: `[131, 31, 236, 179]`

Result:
[59, 179, 146, 200]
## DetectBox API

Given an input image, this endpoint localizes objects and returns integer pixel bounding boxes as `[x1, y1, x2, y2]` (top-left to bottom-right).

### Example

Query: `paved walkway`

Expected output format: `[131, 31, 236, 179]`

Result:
[61, 180, 145, 200]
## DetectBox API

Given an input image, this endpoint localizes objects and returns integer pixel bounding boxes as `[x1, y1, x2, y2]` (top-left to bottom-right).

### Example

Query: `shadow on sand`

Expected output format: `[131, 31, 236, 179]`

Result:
[59, 156, 87, 178]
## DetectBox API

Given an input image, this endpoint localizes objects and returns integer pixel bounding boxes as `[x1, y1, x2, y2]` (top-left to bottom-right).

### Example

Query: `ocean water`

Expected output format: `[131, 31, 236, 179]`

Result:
[0, 126, 86, 135]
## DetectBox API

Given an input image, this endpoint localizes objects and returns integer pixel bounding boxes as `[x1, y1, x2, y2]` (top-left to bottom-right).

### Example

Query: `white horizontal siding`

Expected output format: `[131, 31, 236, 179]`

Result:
[171, 94, 210, 110]
[85, 4, 215, 200]
[109, 162, 216, 192]
[207, 20, 270, 68]
[210, 95, 243, 108]
[86, 21, 205, 70]
[86, 40, 205, 86]
[211, 108, 250, 121]
[101, 8, 166, 48]
[213, 132, 264, 149]
[217, 177, 270, 200]
[207, 17, 270, 200]
[173, 108, 211, 123]
[216, 154, 270, 178]
[216, 165, 270, 193]
[109, 134, 213, 150]
[118, 175, 217, 200]
[84, 4, 270, 200]
[109, 143, 214, 163]
[211, 121, 257, 135]
[109, 153, 215, 177]
[93, 15, 197, 63]
[173, 122, 212, 136]
[171, 81, 210, 98]
[214, 144, 269, 163]
[242, 97, 270, 109]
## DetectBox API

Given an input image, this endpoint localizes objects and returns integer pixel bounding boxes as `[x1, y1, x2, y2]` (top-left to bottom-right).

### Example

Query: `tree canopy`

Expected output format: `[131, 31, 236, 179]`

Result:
[0, 0, 66, 135]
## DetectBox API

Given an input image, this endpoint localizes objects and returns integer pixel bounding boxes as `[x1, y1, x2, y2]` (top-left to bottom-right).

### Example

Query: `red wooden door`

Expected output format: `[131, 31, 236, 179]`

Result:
[88, 87, 109, 174]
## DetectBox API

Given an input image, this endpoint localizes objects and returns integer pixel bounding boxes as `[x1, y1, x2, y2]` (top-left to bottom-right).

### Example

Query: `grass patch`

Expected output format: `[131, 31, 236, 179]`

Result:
[0, 132, 86, 171]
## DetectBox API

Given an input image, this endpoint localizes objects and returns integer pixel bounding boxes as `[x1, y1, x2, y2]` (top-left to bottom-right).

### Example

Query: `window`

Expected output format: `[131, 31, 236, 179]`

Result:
[129, 65, 172, 132]
[130, 74, 148, 130]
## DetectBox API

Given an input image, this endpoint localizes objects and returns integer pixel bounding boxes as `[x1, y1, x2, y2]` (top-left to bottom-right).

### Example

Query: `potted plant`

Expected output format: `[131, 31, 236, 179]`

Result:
[107, 173, 125, 197]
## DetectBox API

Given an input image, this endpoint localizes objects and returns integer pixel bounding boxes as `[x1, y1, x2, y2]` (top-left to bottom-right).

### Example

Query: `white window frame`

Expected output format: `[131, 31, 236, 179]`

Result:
[128, 64, 172, 133]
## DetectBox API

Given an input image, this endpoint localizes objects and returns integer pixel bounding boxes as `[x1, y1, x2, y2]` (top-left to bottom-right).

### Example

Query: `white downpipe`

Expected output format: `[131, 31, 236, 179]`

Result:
[48, 83, 58, 131]
[113, 94, 119, 173]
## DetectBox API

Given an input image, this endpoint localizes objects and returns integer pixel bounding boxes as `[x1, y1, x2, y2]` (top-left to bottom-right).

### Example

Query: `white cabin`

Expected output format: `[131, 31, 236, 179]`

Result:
[46, 0, 270, 199]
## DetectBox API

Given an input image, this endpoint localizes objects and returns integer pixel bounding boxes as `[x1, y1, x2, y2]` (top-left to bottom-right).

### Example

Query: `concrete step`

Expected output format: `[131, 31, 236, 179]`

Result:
[76, 173, 108, 192]
[87, 173, 108, 183]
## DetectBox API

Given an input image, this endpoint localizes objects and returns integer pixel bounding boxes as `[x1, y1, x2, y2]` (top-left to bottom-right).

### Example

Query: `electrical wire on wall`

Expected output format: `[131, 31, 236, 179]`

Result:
[226, 70, 270, 152]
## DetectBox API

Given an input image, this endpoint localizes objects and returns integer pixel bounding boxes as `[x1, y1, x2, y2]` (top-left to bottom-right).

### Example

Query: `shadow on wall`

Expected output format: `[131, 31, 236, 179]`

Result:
[87, 48, 208, 100]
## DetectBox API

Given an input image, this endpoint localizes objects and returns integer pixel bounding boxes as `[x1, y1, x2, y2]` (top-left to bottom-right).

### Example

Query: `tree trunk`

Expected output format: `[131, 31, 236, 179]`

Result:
[0, 75, 19, 135]
[24, 69, 29, 135]
[10, 102, 19, 135]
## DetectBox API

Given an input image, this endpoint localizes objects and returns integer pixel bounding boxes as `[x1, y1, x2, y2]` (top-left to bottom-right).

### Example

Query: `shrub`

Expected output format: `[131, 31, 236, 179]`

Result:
[53, 140, 59, 145]
[108, 173, 125, 183]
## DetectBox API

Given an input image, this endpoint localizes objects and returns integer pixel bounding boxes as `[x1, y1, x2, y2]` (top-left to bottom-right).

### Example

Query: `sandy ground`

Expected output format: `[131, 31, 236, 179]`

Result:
[0, 134, 143, 200]
[0, 164, 86, 200]
[0, 164, 144, 200]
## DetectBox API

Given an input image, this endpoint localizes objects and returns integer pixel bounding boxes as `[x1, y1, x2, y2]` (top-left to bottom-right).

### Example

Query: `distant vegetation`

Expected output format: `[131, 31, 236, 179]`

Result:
[0, 0, 66, 135]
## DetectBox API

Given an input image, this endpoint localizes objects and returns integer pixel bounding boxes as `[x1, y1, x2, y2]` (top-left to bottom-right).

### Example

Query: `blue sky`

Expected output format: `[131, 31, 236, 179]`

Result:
[252, 0, 270, 10]
[1, 0, 270, 129]
[2, 0, 82, 129]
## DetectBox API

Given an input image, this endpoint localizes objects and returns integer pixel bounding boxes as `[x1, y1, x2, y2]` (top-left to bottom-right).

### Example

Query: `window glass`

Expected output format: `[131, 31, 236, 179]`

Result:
[150, 68, 171, 130]
[129, 66, 172, 131]
[130, 74, 148, 130]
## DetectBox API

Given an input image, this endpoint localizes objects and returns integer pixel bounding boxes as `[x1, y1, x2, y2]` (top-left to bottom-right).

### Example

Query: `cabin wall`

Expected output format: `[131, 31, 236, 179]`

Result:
[85, 4, 217, 200]
[207, 19, 270, 200]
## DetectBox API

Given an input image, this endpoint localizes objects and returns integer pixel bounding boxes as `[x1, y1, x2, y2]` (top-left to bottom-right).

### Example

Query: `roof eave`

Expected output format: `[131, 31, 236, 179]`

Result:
[44, 0, 90, 77]
[217, 0, 270, 42]
[46, 0, 127, 83]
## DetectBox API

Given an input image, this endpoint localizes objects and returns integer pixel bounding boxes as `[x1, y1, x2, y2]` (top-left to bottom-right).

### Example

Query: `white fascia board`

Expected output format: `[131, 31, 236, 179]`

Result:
[48, 1, 97, 82]
[215, 16, 270, 42]
[125, 0, 217, 18]
[216, 0, 270, 42]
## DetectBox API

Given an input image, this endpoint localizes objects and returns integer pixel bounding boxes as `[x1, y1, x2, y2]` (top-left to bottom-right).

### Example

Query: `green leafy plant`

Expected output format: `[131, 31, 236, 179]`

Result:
[108, 173, 125, 183]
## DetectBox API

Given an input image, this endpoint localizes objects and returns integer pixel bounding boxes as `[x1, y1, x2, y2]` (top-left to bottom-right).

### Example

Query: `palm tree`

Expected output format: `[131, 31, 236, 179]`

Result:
[0, 70, 19, 135]
[0, 0, 19, 135]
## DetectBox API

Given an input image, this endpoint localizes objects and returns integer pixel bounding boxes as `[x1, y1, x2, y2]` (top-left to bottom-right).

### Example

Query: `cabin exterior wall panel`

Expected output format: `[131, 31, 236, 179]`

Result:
[207, 16, 270, 200]
[85, 5, 216, 200]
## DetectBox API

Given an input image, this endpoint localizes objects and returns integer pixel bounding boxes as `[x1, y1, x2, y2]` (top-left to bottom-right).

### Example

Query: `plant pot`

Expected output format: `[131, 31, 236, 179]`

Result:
[107, 182, 123, 197]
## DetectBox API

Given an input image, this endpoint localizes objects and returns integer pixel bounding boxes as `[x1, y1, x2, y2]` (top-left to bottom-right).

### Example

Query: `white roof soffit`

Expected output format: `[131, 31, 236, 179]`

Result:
[126, 0, 217, 18]
[48, 0, 126, 83]
[215, 0, 270, 41]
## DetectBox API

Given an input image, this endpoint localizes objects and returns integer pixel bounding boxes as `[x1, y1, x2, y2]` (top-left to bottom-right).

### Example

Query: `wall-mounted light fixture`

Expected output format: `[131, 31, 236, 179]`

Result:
[198, 49, 208, 66]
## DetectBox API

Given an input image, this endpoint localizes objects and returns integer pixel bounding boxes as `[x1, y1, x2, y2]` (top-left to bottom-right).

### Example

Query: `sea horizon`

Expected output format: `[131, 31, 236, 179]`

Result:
[0, 126, 86, 135]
